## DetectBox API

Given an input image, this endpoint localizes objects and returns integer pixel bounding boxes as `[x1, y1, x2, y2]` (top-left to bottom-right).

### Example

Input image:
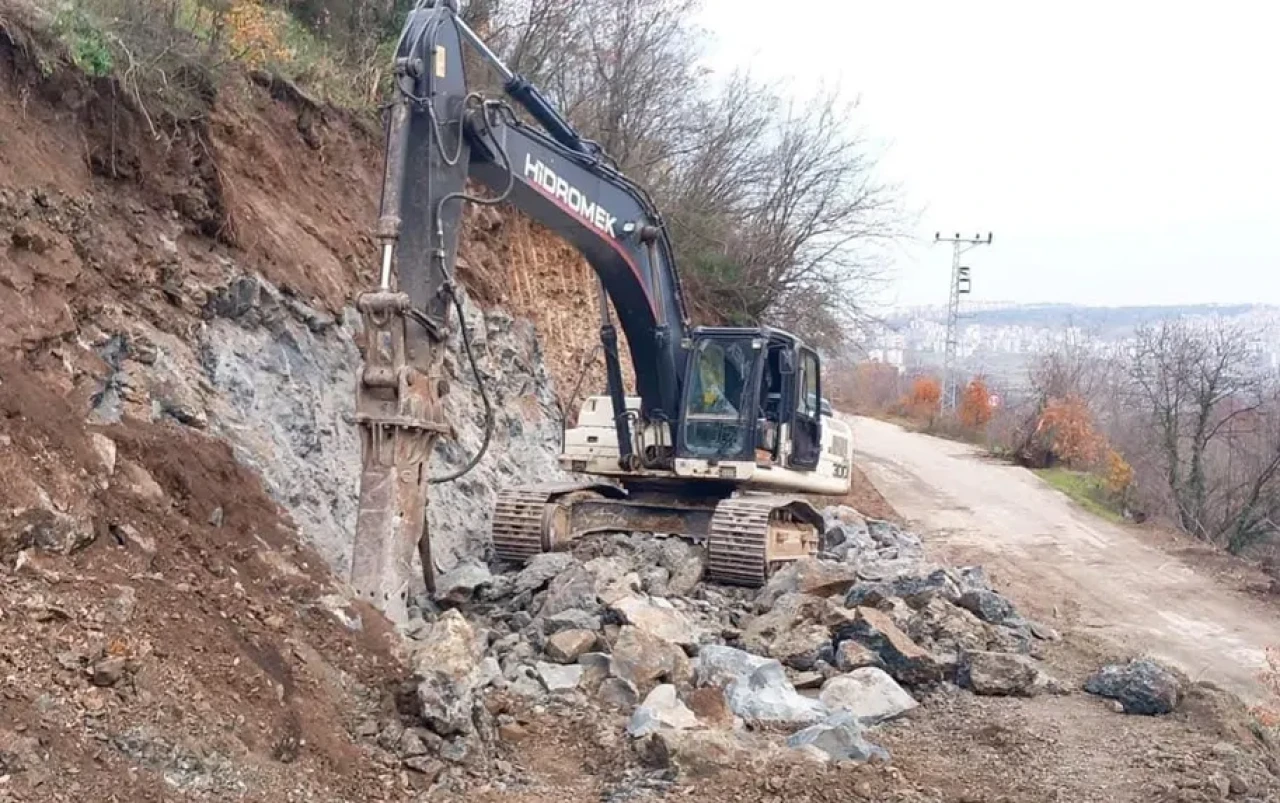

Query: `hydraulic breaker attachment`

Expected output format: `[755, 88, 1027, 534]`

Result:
[350, 290, 449, 625]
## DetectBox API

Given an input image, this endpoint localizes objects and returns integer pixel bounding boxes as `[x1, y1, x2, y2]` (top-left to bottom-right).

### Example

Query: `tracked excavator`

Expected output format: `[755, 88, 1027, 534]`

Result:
[349, 0, 855, 623]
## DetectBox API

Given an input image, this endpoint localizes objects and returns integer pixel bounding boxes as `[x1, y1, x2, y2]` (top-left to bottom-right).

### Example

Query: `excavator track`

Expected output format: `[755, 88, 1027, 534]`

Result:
[492, 488, 554, 562]
[706, 496, 821, 587]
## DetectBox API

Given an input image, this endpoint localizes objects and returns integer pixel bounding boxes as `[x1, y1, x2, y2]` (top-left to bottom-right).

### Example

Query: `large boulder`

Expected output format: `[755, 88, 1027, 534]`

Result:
[819, 668, 918, 724]
[627, 684, 700, 737]
[1084, 659, 1183, 715]
[610, 595, 703, 647]
[609, 625, 692, 696]
[846, 568, 961, 610]
[412, 610, 486, 735]
[725, 662, 829, 726]
[786, 711, 889, 763]
[756, 558, 860, 608]
[835, 607, 945, 686]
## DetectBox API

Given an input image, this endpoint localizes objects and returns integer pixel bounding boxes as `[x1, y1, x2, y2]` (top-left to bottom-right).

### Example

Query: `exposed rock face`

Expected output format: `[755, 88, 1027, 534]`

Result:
[1084, 659, 1183, 715]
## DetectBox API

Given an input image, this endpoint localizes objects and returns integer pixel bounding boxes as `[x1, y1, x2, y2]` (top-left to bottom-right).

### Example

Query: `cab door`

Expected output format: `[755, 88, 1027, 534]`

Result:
[675, 333, 761, 462]
[788, 347, 823, 469]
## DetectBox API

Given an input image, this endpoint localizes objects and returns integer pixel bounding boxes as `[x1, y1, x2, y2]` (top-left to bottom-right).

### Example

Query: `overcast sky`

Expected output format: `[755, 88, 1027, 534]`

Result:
[696, 0, 1280, 310]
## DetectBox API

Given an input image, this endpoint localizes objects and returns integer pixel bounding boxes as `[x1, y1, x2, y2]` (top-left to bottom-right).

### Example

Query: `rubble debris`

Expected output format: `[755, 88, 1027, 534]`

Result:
[756, 557, 860, 607]
[610, 594, 703, 646]
[435, 559, 494, 604]
[412, 610, 487, 735]
[957, 589, 1020, 625]
[725, 661, 829, 726]
[545, 628, 598, 663]
[536, 661, 584, 692]
[1084, 658, 1183, 714]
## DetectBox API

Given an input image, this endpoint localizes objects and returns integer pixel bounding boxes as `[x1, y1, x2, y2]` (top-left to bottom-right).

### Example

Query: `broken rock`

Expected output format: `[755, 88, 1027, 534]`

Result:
[957, 589, 1019, 625]
[960, 651, 1054, 697]
[536, 661, 584, 693]
[757, 558, 860, 608]
[609, 625, 691, 696]
[835, 607, 945, 686]
[610, 594, 702, 646]
[694, 644, 772, 690]
[627, 684, 700, 737]
[835, 640, 883, 672]
[1084, 658, 1183, 715]
[742, 593, 836, 670]
[786, 710, 889, 763]
[725, 661, 828, 726]
[514, 552, 578, 596]
[819, 667, 917, 724]
[434, 560, 493, 604]
[545, 629, 597, 663]
[539, 564, 600, 617]
[412, 610, 486, 735]
[597, 677, 640, 708]
[686, 687, 735, 729]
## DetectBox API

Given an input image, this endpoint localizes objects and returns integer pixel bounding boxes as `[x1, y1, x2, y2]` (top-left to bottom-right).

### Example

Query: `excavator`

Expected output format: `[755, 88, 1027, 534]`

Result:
[349, 0, 854, 623]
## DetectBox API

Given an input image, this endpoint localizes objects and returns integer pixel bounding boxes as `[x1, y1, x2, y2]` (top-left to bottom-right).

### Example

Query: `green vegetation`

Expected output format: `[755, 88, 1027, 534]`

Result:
[52, 4, 113, 77]
[1035, 467, 1127, 524]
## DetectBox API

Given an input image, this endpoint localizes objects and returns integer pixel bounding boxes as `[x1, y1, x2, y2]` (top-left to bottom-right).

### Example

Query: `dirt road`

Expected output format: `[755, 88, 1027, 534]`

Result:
[851, 416, 1280, 705]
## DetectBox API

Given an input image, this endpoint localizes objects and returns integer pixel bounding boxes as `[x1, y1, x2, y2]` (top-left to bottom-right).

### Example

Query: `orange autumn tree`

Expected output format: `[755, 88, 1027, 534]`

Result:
[959, 377, 994, 430]
[902, 376, 942, 422]
[1034, 395, 1104, 467]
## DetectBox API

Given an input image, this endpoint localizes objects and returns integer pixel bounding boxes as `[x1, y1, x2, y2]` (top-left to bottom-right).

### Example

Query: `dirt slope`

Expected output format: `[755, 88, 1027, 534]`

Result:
[850, 415, 1280, 705]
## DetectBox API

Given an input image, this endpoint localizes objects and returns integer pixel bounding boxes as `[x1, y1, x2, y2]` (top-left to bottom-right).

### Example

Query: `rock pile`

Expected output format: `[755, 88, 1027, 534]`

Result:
[382, 508, 1068, 782]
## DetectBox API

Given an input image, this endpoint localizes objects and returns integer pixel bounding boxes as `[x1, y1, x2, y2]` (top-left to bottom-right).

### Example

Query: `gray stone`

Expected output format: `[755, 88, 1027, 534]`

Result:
[791, 670, 825, 689]
[786, 711, 889, 763]
[834, 607, 945, 687]
[535, 661, 584, 693]
[610, 625, 691, 696]
[610, 594, 702, 646]
[627, 684, 700, 737]
[5, 509, 95, 556]
[1084, 659, 1183, 715]
[412, 610, 486, 736]
[725, 662, 829, 725]
[957, 565, 992, 592]
[545, 629, 597, 663]
[544, 609, 602, 634]
[846, 568, 960, 609]
[539, 564, 600, 617]
[514, 553, 578, 596]
[742, 593, 837, 670]
[957, 590, 1019, 625]
[434, 559, 493, 604]
[819, 667, 917, 724]
[757, 558, 860, 608]
[694, 644, 772, 690]
[509, 670, 548, 699]
[597, 676, 640, 708]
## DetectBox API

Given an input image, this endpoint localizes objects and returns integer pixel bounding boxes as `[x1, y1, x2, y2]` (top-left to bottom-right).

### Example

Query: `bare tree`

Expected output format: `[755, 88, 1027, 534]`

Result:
[1126, 318, 1272, 545]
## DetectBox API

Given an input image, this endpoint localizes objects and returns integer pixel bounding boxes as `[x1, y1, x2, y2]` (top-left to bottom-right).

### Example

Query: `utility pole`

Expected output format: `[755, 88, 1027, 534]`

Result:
[934, 232, 992, 411]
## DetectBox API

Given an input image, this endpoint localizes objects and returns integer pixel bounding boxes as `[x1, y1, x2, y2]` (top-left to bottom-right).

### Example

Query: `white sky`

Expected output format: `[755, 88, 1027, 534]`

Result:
[696, 0, 1280, 309]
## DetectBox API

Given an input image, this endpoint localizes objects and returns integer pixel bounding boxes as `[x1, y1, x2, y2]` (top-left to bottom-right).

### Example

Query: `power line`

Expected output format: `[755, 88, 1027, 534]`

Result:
[934, 231, 993, 411]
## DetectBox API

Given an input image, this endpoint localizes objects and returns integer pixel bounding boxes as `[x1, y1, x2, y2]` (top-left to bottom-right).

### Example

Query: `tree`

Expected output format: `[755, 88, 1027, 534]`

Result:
[902, 375, 941, 423]
[1032, 395, 1104, 468]
[959, 377, 993, 430]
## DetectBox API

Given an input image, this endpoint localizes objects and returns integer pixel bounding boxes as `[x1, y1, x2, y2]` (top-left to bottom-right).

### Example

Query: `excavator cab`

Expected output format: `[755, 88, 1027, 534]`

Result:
[675, 328, 823, 471]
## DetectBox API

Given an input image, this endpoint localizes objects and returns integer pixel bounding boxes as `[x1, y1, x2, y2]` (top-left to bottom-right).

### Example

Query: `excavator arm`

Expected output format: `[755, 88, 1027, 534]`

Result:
[349, 0, 691, 621]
